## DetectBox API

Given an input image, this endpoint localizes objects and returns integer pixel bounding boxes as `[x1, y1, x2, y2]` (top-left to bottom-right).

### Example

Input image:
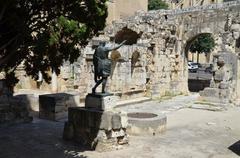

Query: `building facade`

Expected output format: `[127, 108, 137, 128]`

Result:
[165, 0, 223, 9]
[106, 0, 148, 24]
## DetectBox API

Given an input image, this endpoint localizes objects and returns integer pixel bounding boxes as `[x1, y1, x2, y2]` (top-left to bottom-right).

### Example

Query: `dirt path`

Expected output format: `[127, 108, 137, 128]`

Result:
[0, 94, 239, 158]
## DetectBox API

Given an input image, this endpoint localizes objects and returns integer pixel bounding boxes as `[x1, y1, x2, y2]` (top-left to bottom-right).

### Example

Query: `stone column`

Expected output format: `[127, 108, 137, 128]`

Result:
[236, 58, 240, 105]
[51, 68, 58, 93]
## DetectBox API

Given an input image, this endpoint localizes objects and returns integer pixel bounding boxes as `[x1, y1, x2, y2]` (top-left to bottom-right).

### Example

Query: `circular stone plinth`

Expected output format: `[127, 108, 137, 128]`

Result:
[127, 112, 157, 119]
[127, 112, 167, 136]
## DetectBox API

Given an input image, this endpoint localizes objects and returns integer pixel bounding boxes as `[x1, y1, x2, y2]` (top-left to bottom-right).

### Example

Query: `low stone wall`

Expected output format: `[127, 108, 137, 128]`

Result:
[0, 80, 32, 125]
[39, 92, 81, 121]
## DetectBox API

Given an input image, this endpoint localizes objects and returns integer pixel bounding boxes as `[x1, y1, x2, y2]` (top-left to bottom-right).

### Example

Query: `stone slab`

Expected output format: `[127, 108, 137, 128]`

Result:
[39, 93, 78, 121]
[67, 107, 124, 130]
[85, 93, 117, 110]
[63, 107, 128, 151]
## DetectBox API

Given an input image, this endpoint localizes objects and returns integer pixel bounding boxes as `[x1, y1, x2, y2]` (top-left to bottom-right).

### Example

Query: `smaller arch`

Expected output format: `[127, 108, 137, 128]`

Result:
[184, 33, 216, 92]
[112, 27, 142, 45]
[184, 33, 213, 59]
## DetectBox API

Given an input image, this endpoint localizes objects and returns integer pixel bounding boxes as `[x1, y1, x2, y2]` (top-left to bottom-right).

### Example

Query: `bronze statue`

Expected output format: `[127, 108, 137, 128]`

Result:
[92, 40, 126, 94]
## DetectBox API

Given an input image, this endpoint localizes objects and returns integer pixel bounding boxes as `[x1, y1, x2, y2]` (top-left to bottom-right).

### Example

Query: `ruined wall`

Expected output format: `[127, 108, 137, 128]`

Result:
[0, 78, 32, 124]
[15, 1, 240, 102]
[72, 0, 240, 100]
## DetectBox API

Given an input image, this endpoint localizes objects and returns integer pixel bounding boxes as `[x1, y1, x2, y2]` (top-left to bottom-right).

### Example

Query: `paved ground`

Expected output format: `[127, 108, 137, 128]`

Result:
[0, 94, 240, 158]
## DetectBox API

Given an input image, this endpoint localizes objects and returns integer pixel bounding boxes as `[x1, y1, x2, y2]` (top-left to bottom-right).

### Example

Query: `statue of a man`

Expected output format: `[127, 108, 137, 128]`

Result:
[92, 40, 126, 93]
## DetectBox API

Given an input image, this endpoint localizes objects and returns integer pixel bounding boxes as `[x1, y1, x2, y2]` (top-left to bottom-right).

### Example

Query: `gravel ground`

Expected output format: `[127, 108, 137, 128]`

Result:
[0, 94, 240, 158]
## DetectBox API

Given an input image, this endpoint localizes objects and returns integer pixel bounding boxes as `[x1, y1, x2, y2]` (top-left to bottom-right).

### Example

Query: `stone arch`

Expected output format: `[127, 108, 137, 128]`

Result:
[184, 32, 214, 62]
[111, 27, 142, 45]
[184, 32, 216, 92]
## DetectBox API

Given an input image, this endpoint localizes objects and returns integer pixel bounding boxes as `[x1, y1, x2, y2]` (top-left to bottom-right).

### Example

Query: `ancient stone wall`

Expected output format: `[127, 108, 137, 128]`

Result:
[15, 1, 240, 103]
[165, 0, 223, 9]
[0, 79, 32, 124]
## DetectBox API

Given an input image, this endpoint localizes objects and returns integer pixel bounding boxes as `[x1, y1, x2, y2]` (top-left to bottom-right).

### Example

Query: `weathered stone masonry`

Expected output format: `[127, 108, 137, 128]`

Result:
[16, 1, 240, 104]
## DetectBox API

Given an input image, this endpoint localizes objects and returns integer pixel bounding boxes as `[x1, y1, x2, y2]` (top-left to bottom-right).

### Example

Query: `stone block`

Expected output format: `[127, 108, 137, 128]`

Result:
[68, 107, 116, 130]
[85, 93, 117, 110]
[39, 93, 76, 121]
[120, 111, 128, 128]
[63, 122, 74, 140]
[64, 107, 128, 151]
[0, 95, 9, 104]
[199, 88, 220, 98]
[219, 82, 229, 89]
[214, 70, 225, 81]
[94, 138, 117, 152]
[231, 24, 240, 32]
[233, 31, 240, 40]
[99, 112, 113, 130]
[112, 114, 122, 130]
[219, 89, 230, 99]
[110, 129, 125, 138]
[65, 91, 81, 107]
[14, 94, 40, 112]
[96, 130, 108, 141]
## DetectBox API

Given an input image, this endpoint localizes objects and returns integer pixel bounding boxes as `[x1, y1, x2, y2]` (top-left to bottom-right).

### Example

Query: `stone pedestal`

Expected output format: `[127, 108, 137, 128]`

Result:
[39, 93, 79, 121]
[199, 87, 230, 105]
[85, 93, 118, 110]
[127, 112, 167, 136]
[63, 93, 128, 152]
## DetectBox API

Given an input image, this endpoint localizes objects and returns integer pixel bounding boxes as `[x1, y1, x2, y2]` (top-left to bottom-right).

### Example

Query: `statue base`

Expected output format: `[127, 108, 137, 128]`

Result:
[63, 107, 129, 152]
[85, 93, 118, 110]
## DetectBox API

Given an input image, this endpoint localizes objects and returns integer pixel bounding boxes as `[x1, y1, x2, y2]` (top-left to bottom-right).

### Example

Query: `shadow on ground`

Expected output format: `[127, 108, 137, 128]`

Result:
[0, 119, 89, 158]
[228, 140, 240, 156]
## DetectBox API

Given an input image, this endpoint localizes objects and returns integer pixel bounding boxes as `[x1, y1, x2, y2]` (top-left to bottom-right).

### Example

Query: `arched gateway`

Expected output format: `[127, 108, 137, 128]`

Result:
[99, 1, 240, 104]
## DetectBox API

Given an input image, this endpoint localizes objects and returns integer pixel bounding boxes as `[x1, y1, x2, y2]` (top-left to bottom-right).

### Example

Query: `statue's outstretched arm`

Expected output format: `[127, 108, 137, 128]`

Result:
[106, 40, 127, 51]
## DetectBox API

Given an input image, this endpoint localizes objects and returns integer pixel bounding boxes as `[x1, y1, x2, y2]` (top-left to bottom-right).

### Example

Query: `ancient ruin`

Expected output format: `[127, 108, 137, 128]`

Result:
[61, 1, 240, 151]
[10, 1, 240, 107]
[63, 93, 129, 151]
[70, 1, 240, 104]
[0, 1, 240, 156]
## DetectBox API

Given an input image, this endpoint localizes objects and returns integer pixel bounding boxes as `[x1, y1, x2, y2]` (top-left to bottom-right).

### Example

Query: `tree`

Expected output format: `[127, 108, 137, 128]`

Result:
[0, 0, 108, 87]
[189, 34, 215, 63]
[148, 0, 169, 10]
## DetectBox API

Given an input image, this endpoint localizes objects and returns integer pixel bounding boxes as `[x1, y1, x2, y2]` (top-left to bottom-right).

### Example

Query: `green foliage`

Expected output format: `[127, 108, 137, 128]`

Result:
[0, 0, 108, 85]
[148, 0, 169, 10]
[189, 34, 215, 54]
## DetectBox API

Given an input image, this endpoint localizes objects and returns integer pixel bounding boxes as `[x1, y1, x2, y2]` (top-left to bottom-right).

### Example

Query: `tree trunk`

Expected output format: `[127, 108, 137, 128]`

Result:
[197, 51, 199, 63]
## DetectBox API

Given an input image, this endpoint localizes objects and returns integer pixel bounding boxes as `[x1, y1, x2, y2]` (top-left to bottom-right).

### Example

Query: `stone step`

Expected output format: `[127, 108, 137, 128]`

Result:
[78, 97, 151, 108]
[190, 102, 228, 111]
[115, 97, 151, 108]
